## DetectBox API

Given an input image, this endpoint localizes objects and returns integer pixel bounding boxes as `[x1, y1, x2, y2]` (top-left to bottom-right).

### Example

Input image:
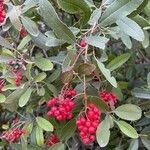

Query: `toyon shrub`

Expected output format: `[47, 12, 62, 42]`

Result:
[0, 0, 149, 149]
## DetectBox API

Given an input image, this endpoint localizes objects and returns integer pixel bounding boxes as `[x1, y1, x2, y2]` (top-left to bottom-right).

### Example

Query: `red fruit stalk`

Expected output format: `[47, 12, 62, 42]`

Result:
[0, 0, 5, 23]
[76, 104, 101, 145]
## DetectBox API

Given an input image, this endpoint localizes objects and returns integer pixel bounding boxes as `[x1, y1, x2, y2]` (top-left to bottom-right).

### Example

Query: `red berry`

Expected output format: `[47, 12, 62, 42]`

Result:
[79, 39, 87, 48]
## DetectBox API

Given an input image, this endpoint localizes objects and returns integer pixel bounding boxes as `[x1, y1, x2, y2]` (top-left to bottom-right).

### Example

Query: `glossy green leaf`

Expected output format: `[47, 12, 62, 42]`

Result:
[21, 16, 39, 37]
[35, 126, 44, 146]
[86, 36, 109, 49]
[96, 119, 110, 147]
[19, 87, 32, 107]
[116, 121, 139, 139]
[39, 0, 76, 44]
[107, 53, 131, 71]
[35, 57, 53, 71]
[116, 17, 144, 41]
[57, 0, 91, 26]
[95, 57, 117, 88]
[100, 0, 144, 26]
[114, 104, 142, 121]
[36, 117, 54, 132]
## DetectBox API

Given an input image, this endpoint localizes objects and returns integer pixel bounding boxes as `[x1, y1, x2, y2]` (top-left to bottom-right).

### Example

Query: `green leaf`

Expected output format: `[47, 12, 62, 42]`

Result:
[132, 88, 150, 99]
[86, 36, 109, 49]
[107, 53, 131, 71]
[114, 104, 142, 121]
[87, 96, 109, 112]
[48, 69, 61, 83]
[78, 63, 96, 75]
[100, 0, 144, 26]
[35, 57, 53, 71]
[0, 94, 6, 103]
[17, 35, 31, 50]
[88, 8, 101, 25]
[60, 119, 76, 140]
[147, 73, 150, 89]
[39, 0, 76, 44]
[34, 72, 47, 83]
[95, 57, 117, 88]
[127, 139, 139, 150]
[120, 31, 132, 49]
[19, 87, 32, 107]
[57, 0, 91, 26]
[48, 142, 65, 150]
[0, 36, 14, 50]
[21, 16, 40, 37]
[35, 126, 44, 146]
[36, 117, 54, 132]
[116, 121, 139, 139]
[8, 6, 22, 31]
[129, 0, 148, 17]
[142, 30, 149, 48]
[116, 17, 144, 41]
[132, 15, 150, 28]
[2, 84, 17, 91]
[96, 119, 110, 147]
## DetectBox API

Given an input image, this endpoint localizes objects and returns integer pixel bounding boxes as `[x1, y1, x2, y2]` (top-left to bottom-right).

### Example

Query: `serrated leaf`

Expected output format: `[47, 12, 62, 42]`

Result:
[60, 119, 76, 140]
[39, 0, 76, 44]
[114, 104, 142, 121]
[21, 16, 40, 37]
[36, 117, 53, 132]
[86, 36, 109, 49]
[57, 0, 91, 26]
[19, 87, 32, 107]
[48, 142, 65, 150]
[96, 119, 110, 147]
[34, 72, 47, 83]
[100, 0, 144, 27]
[116, 121, 139, 139]
[107, 53, 131, 71]
[95, 57, 117, 88]
[116, 17, 144, 41]
[35, 126, 44, 146]
[132, 88, 150, 99]
[35, 57, 53, 71]
[0, 94, 6, 103]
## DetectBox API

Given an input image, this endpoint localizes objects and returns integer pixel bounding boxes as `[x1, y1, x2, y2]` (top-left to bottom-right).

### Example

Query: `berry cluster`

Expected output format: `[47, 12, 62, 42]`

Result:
[79, 39, 87, 48]
[99, 90, 118, 106]
[76, 104, 101, 145]
[15, 72, 23, 87]
[1, 128, 26, 142]
[19, 27, 27, 38]
[46, 134, 59, 147]
[0, 0, 5, 23]
[47, 89, 76, 121]
[0, 80, 4, 93]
